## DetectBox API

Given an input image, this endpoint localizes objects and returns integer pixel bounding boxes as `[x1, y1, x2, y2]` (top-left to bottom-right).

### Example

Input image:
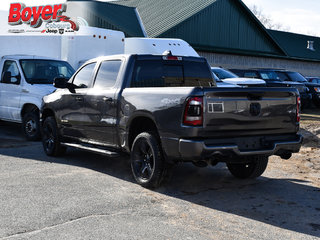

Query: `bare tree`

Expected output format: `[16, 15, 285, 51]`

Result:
[250, 5, 290, 31]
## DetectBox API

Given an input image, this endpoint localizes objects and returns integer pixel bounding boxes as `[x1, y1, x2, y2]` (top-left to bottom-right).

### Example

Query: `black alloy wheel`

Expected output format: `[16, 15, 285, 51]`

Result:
[131, 132, 165, 188]
[42, 116, 66, 156]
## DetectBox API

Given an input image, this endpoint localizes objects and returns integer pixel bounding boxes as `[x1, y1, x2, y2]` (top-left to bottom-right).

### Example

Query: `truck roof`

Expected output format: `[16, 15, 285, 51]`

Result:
[81, 54, 205, 66]
[2, 55, 62, 61]
[81, 54, 131, 65]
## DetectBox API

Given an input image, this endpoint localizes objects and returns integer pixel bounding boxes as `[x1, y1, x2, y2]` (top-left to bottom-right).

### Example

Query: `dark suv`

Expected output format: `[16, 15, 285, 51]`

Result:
[230, 69, 312, 108]
[275, 70, 320, 107]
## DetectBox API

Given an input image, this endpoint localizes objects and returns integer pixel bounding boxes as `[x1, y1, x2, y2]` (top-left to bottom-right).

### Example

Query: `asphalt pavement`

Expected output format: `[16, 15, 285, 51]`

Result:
[0, 121, 319, 240]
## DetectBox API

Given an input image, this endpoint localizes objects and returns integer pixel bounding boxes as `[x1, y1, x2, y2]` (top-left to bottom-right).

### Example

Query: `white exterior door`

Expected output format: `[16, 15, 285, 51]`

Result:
[0, 60, 22, 121]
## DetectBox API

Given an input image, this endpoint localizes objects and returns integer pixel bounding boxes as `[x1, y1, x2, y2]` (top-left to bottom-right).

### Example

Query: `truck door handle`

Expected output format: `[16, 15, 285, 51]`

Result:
[22, 89, 29, 93]
[102, 97, 112, 102]
[75, 96, 84, 102]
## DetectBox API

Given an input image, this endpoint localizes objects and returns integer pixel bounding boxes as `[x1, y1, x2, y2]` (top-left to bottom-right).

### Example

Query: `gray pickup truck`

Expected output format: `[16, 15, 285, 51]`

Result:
[41, 54, 302, 188]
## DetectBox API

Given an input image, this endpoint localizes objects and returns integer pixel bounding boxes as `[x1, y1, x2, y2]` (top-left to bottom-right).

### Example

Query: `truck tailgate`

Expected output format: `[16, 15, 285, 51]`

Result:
[202, 88, 299, 138]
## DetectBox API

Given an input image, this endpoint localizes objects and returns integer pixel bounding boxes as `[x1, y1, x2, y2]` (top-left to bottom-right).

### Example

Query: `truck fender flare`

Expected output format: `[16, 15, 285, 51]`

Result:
[125, 111, 160, 150]
[126, 111, 158, 132]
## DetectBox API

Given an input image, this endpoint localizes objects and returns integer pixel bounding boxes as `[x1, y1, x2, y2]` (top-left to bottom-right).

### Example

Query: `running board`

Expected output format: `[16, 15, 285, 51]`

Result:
[61, 143, 119, 157]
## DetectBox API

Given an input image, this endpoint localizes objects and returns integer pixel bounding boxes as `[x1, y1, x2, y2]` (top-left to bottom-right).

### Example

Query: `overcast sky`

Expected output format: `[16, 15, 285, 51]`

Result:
[0, 0, 319, 36]
[242, 0, 320, 36]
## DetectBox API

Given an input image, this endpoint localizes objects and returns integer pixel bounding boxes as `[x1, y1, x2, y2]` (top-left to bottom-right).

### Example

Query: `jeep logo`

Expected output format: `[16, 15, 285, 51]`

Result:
[250, 103, 261, 116]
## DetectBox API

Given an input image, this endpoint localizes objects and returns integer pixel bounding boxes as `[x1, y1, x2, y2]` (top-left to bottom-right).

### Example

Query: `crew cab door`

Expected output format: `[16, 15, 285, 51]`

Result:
[59, 62, 96, 138]
[84, 60, 122, 146]
[0, 60, 22, 121]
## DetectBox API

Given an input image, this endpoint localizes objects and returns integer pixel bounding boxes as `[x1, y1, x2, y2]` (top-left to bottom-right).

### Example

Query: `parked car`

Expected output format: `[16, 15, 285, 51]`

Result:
[41, 54, 302, 188]
[230, 69, 312, 108]
[306, 77, 320, 85]
[211, 67, 265, 87]
[275, 70, 320, 107]
[211, 70, 240, 88]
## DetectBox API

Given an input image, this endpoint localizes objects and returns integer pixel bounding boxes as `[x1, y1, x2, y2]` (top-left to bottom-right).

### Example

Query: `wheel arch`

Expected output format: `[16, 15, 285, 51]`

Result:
[41, 108, 56, 122]
[20, 103, 39, 118]
[127, 112, 160, 151]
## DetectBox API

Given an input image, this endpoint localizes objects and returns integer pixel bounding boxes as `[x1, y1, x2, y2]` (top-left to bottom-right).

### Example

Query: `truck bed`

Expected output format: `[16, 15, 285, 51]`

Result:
[121, 86, 300, 161]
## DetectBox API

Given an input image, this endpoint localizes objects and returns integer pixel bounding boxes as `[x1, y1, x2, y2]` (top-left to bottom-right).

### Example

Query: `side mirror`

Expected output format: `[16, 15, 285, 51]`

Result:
[53, 77, 76, 93]
[53, 77, 68, 88]
[2, 71, 11, 83]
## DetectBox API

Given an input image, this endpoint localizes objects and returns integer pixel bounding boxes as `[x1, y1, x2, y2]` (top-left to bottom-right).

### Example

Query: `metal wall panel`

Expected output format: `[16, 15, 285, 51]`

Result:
[159, 0, 283, 56]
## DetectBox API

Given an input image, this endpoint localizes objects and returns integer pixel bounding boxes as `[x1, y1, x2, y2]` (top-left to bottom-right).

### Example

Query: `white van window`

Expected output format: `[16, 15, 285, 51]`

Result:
[1, 61, 21, 85]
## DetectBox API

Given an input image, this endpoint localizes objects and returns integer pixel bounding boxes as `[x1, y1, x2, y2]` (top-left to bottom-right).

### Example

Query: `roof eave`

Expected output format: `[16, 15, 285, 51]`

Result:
[196, 45, 320, 62]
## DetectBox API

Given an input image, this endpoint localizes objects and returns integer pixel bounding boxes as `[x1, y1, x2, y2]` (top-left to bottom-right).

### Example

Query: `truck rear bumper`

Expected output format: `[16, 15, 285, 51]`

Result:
[175, 134, 303, 161]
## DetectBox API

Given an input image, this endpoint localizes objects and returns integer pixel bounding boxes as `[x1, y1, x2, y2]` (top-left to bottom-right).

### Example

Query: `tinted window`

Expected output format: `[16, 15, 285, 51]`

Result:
[258, 71, 278, 80]
[276, 72, 290, 81]
[94, 60, 121, 88]
[132, 61, 163, 87]
[1, 60, 20, 84]
[286, 72, 308, 82]
[243, 72, 258, 78]
[312, 79, 320, 84]
[131, 60, 213, 87]
[211, 68, 238, 79]
[73, 63, 95, 88]
[184, 61, 213, 86]
[230, 70, 244, 77]
[163, 65, 184, 86]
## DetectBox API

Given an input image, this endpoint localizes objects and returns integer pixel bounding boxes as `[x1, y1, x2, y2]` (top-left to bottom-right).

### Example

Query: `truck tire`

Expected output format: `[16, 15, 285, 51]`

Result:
[227, 156, 268, 179]
[22, 112, 41, 141]
[131, 132, 165, 188]
[42, 116, 66, 157]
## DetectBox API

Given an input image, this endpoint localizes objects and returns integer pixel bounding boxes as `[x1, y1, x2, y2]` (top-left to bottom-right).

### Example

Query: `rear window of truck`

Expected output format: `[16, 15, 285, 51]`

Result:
[131, 60, 214, 87]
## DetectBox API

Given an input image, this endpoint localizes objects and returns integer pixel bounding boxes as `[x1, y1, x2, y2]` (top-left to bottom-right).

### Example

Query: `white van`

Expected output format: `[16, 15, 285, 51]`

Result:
[0, 27, 125, 140]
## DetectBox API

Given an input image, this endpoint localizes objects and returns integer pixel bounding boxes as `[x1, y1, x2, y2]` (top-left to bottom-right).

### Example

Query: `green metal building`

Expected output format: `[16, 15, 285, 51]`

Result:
[66, 0, 320, 76]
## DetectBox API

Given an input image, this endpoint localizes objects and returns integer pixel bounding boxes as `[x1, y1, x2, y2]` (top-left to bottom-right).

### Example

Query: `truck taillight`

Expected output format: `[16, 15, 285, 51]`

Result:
[162, 56, 182, 61]
[297, 96, 301, 122]
[183, 97, 203, 126]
